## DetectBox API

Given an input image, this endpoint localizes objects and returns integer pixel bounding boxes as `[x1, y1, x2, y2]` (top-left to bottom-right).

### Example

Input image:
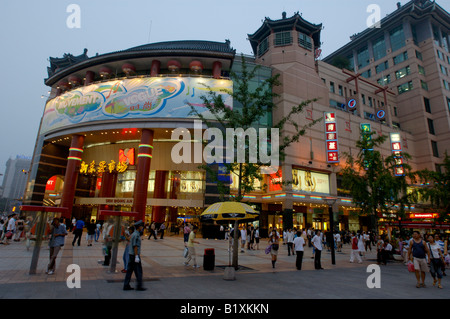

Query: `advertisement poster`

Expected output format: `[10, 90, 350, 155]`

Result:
[292, 168, 330, 194]
[41, 77, 233, 134]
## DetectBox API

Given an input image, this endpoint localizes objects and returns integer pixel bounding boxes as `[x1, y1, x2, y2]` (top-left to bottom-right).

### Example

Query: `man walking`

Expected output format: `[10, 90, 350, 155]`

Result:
[72, 218, 84, 246]
[350, 231, 362, 264]
[408, 231, 431, 288]
[47, 218, 68, 275]
[286, 229, 295, 256]
[293, 230, 306, 270]
[184, 225, 200, 268]
[123, 220, 146, 291]
[311, 230, 323, 270]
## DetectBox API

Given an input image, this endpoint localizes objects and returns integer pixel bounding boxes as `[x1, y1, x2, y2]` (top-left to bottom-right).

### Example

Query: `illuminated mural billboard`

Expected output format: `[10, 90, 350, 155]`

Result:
[41, 77, 233, 134]
[292, 168, 330, 194]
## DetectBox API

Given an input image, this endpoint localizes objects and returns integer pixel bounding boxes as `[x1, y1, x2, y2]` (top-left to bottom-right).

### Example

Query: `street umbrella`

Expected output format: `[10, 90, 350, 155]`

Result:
[200, 201, 259, 271]
[200, 201, 259, 223]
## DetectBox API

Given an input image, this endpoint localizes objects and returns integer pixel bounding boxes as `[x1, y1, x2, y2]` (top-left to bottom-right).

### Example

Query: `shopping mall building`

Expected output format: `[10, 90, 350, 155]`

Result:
[22, 0, 450, 235]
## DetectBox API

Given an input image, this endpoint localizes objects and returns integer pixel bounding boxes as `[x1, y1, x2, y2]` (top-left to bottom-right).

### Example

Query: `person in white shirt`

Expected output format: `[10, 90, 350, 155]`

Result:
[286, 229, 295, 256]
[311, 230, 323, 270]
[293, 231, 306, 270]
[240, 228, 246, 253]
[382, 239, 393, 265]
[334, 232, 342, 252]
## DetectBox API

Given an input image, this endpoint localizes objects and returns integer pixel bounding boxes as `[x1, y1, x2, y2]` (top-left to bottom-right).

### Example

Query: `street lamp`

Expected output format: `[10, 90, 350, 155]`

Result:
[324, 197, 337, 265]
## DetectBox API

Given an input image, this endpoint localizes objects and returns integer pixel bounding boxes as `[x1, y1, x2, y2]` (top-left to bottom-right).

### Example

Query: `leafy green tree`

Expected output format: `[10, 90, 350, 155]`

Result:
[341, 130, 415, 232]
[189, 55, 320, 269]
[415, 153, 450, 223]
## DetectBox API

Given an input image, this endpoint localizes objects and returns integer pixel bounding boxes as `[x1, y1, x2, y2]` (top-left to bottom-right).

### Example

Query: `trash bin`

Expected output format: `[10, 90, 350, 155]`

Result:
[203, 248, 215, 270]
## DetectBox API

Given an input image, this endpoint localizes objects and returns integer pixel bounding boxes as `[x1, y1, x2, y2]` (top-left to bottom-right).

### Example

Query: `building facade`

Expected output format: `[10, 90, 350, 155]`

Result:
[22, 0, 450, 234]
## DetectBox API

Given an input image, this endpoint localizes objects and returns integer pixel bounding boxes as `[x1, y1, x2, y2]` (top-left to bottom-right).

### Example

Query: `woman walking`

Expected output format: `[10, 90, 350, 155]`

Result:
[427, 234, 444, 289]
[268, 229, 280, 268]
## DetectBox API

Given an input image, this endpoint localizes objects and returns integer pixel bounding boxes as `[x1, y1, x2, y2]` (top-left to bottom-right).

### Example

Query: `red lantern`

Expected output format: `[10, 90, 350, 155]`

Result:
[122, 63, 136, 75]
[189, 60, 203, 72]
[99, 66, 112, 78]
[68, 75, 82, 86]
[167, 60, 181, 72]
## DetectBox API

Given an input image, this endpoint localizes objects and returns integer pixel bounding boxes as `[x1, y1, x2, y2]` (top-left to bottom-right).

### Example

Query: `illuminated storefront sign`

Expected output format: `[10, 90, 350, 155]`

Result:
[410, 213, 437, 219]
[119, 148, 135, 165]
[41, 77, 233, 134]
[80, 160, 129, 175]
[324, 112, 339, 163]
[390, 132, 404, 176]
[292, 168, 330, 194]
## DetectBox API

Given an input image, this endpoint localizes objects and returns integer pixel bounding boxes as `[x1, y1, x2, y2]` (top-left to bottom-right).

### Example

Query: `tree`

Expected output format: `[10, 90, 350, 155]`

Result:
[331, 56, 352, 71]
[341, 130, 415, 233]
[414, 152, 450, 223]
[189, 55, 321, 269]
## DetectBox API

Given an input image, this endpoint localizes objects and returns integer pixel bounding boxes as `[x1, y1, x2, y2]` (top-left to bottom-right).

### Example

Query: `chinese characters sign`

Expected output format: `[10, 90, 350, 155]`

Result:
[390, 133, 404, 176]
[324, 112, 339, 163]
[80, 160, 129, 175]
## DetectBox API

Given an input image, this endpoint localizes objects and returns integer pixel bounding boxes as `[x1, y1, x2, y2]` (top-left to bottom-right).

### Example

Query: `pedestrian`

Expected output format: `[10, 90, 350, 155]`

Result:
[159, 222, 166, 239]
[402, 236, 411, 264]
[268, 229, 280, 268]
[350, 231, 362, 264]
[286, 228, 295, 256]
[46, 218, 68, 275]
[240, 227, 246, 253]
[184, 225, 200, 268]
[408, 231, 432, 288]
[376, 235, 384, 264]
[123, 220, 146, 291]
[427, 234, 444, 289]
[121, 225, 134, 273]
[14, 217, 24, 242]
[357, 231, 365, 258]
[311, 230, 323, 270]
[183, 222, 191, 246]
[434, 234, 446, 277]
[364, 231, 371, 251]
[101, 219, 114, 266]
[95, 221, 101, 242]
[86, 219, 96, 246]
[293, 230, 306, 270]
[71, 218, 84, 246]
[147, 221, 157, 240]
[335, 231, 342, 252]
[249, 226, 255, 250]
[382, 239, 392, 265]
[5, 213, 17, 244]
[254, 227, 260, 250]
[71, 217, 76, 232]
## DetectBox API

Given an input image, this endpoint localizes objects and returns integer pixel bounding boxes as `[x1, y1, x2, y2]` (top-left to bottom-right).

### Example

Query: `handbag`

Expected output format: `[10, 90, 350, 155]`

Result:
[5, 231, 13, 239]
[265, 245, 272, 254]
[407, 261, 415, 272]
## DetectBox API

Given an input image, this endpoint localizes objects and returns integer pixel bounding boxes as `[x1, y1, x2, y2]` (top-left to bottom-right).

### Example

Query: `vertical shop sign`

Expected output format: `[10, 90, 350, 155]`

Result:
[390, 133, 404, 176]
[324, 112, 339, 163]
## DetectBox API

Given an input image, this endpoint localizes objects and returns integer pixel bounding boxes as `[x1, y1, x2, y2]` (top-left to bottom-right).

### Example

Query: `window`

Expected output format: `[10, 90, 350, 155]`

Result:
[377, 75, 391, 86]
[368, 97, 373, 107]
[393, 106, 398, 116]
[390, 25, 405, 52]
[372, 36, 387, 61]
[393, 51, 408, 65]
[330, 81, 335, 93]
[362, 94, 366, 105]
[431, 140, 439, 157]
[361, 69, 371, 78]
[392, 121, 401, 129]
[375, 61, 389, 73]
[298, 32, 312, 50]
[364, 112, 375, 120]
[418, 65, 426, 75]
[347, 55, 355, 71]
[427, 118, 435, 135]
[274, 31, 292, 46]
[357, 46, 370, 68]
[329, 99, 346, 110]
[397, 81, 413, 94]
[437, 50, 444, 61]
[433, 25, 441, 47]
[338, 85, 343, 96]
[444, 80, 450, 91]
[440, 65, 448, 76]
[258, 37, 269, 56]
[447, 97, 450, 112]
[421, 80, 428, 91]
[415, 50, 423, 61]
[395, 66, 411, 79]
[442, 32, 449, 53]
[424, 97, 431, 113]
[412, 25, 418, 46]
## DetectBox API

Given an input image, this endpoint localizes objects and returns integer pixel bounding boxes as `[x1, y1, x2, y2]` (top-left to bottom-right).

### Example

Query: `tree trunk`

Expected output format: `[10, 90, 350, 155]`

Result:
[232, 163, 243, 269]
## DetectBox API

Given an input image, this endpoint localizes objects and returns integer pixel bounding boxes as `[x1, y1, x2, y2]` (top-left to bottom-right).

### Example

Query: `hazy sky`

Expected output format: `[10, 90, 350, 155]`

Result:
[0, 0, 449, 181]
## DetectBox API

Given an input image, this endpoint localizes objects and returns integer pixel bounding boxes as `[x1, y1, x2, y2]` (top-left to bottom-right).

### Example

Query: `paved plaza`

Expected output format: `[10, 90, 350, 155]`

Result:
[0, 231, 448, 301]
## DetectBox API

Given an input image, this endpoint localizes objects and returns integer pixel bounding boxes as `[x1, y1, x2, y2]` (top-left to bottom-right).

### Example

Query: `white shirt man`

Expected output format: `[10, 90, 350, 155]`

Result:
[293, 231, 306, 270]
[311, 231, 323, 270]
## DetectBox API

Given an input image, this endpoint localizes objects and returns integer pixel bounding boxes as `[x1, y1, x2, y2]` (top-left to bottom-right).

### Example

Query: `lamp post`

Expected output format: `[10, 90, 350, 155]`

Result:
[324, 197, 337, 265]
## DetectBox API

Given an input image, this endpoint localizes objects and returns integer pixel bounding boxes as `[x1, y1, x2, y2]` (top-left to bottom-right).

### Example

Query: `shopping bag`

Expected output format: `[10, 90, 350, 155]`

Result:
[407, 261, 415, 272]
[265, 245, 272, 255]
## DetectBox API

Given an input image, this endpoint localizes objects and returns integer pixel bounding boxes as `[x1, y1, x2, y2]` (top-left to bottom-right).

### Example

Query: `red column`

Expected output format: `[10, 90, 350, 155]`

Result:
[85, 71, 95, 86]
[132, 129, 154, 222]
[150, 60, 161, 77]
[212, 61, 222, 79]
[60, 135, 85, 218]
[152, 170, 168, 223]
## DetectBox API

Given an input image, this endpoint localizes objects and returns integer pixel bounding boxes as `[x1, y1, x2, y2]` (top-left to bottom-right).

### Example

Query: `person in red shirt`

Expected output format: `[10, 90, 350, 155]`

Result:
[350, 231, 362, 263]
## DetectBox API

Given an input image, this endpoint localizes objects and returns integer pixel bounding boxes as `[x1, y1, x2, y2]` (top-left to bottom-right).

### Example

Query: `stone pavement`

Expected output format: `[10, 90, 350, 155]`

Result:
[0, 231, 448, 301]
